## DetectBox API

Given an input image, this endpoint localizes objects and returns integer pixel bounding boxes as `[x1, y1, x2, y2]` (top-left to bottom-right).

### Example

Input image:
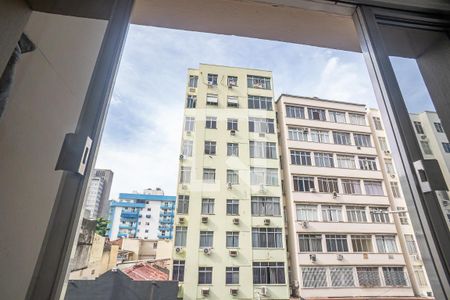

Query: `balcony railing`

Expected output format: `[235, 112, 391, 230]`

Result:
[160, 211, 175, 217]
[121, 211, 139, 219]
[160, 219, 174, 224]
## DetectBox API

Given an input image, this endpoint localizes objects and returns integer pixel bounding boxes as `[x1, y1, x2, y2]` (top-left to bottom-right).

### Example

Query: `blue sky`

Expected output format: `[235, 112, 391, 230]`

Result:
[94, 25, 429, 198]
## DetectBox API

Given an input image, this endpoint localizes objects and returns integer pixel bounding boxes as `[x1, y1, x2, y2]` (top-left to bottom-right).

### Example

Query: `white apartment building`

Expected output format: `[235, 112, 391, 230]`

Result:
[172, 64, 290, 300]
[410, 111, 450, 228]
[84, 169, 114, 219]
[277, 95, 432, 299]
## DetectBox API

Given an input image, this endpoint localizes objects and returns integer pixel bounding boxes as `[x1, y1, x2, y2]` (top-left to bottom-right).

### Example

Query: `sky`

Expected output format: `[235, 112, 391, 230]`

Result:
[94, 24, 430, 199]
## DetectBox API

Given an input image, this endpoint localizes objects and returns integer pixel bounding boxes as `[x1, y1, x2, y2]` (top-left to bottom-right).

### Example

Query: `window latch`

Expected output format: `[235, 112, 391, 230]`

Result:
[55, 133, 92, 176]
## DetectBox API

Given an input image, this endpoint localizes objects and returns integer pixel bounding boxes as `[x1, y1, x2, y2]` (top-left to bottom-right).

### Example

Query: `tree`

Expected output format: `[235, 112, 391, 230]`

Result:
[96, 217, 109, 237]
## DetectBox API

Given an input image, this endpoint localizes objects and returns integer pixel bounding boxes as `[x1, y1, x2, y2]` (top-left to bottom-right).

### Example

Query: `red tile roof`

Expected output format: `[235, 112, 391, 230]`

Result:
[122, 262, 169, 281]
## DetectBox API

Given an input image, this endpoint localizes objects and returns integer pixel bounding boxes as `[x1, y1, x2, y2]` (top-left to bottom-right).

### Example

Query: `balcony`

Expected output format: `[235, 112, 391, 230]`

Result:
[160, 204, 174, 210]
[160, 219, 174, 224]
[159, 225, 172, 231]
[158, 234, 173, 239]
[119, 224, 134, 229]
[121, 211, 139, 219]
[160, 211, 174, 217]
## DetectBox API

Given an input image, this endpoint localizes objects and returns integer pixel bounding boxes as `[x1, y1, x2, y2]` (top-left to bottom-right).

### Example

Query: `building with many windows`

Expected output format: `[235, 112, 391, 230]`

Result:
[84, 169, 114, 219]
[108, 188, 175, 240]
[277, 95, 432, 299]
[172, 64, 290, 300]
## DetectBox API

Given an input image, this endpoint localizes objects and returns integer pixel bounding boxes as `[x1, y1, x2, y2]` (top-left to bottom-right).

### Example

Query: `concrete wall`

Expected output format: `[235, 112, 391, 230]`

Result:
[0, 12, 107, 299]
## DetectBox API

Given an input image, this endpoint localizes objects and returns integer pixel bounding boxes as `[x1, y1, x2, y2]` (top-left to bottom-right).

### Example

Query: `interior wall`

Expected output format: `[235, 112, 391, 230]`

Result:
[0, 12, 107, 299]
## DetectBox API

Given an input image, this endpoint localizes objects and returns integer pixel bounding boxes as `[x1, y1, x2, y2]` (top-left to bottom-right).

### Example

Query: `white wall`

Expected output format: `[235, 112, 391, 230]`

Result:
[0, 12, 107, 299]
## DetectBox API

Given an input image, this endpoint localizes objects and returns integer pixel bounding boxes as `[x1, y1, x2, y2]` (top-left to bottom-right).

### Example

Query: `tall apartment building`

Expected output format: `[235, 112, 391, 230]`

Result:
[409, 111, 450, 228]
[108, 188, 176, 240]
[277, 95, 432, 299]
[84, 169, 114, 219]
[172, 64, 290, 300]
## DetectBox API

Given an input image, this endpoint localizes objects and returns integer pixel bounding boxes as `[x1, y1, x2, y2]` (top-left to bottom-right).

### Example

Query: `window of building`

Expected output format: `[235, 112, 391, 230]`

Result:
[247, 75, 271, 89]
[177, 195, 189, 214]
[227, 169, 239, 185]
[199, 231, 214, 248]
[252, 228, 283, 248]
[414, 266, 428, 287]
[376, 235, 397, 253]
[359, 156, 377, 170]
[330, 267, 355, 287]
[205, 116, 217, 129]
[434, 122, 444, 132]
[227, 96, 239, 107]
[226, 267, 239, 284]
[326, 234, 348, 252]
[251, 197, 281, 216]
[226, 118, 238, 131]
[296, 204, 318, 221]
[414, 121, 424, 134]
[186, 95, 197, 108]
[188, 75, 198, 88]
[226, 232, 239, 248]
[175, 226, 187, 246]
[286, 105, 305, 119]
[443, 142, 450, 153]
[378, 137, 389, 151]
[226, 199, 239, 215]
[253, 262, 285, 284]
[346, 206, 367, 223]
[337, 155, 356, 169]
[351, 235, 373, 252]
[299, 234, 322, 252]
[405, 234, 418, 255]
[322, 205, 343, 222]
[310, 129, 330, 143]
[333, 131, 351, 145]
[182, 140, 193, 157]
[364, 180, 384, 195]
[198, 267, 213, 284]
[227, 76, 238, 87]
[179, 167, 191, 183]
[390, 182, 401, 198]
[290, 150, 311, 166]
[206, 93, 218, 105]
[314, 152, 334, 168]
[288, 127, 309, 141]
[420, 141, 433, 155]
[184, 117, 195, 132]
[248, 95, 273, 110]
[318, 177, 339, 193]
[250, 141, 277, 159]
[207, 73, 218, 85]
[349, 113, 366, 125]
[329, 110, 346, 123]
[342, 179, 361, 194]
[354, 133, 372, 147]
[308, 107, 326, 121]
[204, 141, 216, 155]
[201, 198, 215, 214]
[293, 176, 315, 192]
[172, 260, 185, 282]
[373, 117, 383, 130]
[250, 168, 278, 186]
[249, 117, 275, 133]
[370, 207, 390, 223]
[357, 267, 381, 287]
[385, 159, 395, 174]
[397, 206, 408, 225]
[383, 267, 407, 286]
[227, 143, 239, 157]
[302, 267, 327, 287]
[203, 168, 216, 183]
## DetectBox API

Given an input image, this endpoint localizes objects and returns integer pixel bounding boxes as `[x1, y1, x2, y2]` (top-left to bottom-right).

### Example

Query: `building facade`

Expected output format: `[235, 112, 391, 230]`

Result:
[409, 111, 450, 228]
[84, 169, 114, 219]
[277, 95, 432, 299]
[108, 188, 176, 240]
[172, 64, 290, 300]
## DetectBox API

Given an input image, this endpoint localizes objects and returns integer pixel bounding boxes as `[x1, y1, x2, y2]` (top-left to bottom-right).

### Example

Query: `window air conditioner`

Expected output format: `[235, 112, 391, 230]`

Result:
[179, 217, 185, 224]
[337, 254, 344, 261]
[301, 221, 309, 228]
[260, 286, 268, 296]
[186, 131, 192, 136]
[310, 254, 317, 262]
[230, 130, 236, 136]
[233, 218, 240, 225]
[229, 250, 238, 257]
[202, 216, 208, 223]
[227, 182, 233, 190]
[201, 287, 210, 296]
[264, 219, 271, 225]
[230, 288, 239, 296]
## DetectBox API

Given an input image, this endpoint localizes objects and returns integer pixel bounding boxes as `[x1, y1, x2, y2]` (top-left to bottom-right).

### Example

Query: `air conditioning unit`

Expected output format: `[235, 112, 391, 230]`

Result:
[390, 174, 396, 178]
[310, 254, 317, 262]
[332, 191, 338, 198]
[301, 221, 309, 228]
[388, 254, 394, 259]
[233, 218, 240, 225]
[229, 249, 238, 257]
[179, 154, 184, 160]
[363, 252, 369, 259]
[443, 200, 449, 207]
[230, 288, 239, 296]
[189, 88, 196, 92]
[259, 133, 266, 137]
[181, 185, 188, 190]
[202, 216, 209, 223]
[201, 287, 210, 296]
[264, 219, 271, 225]
[384, 150, 391, 155]
[186, 131, 192, 136]
[310, 188, 317, 193]
[260, 286, 269, 296]
[357, 146, 361, 150]
[421, 135, 427, 140]
[227, 182, 233, 190]
[207, 81, 215, 86]
[230, 130, 236, 136]
[175, 246, 184, 254]
[179, 217, 186, 224]
[203, 247, 213, 255]
[337, 254, 344, 261]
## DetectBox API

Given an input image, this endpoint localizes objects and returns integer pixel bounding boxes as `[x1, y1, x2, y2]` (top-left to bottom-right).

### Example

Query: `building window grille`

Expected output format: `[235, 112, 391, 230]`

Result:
[302, 267, 327, 287]
[390, 182, 401, 198]
[330, 267, 355, 287]
[405, 234, 418, 255]
[383, 267, 407, 286]
[397, 206, 408, 225]
[357, 267, 381, 287]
